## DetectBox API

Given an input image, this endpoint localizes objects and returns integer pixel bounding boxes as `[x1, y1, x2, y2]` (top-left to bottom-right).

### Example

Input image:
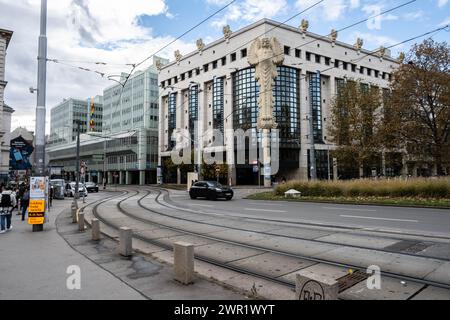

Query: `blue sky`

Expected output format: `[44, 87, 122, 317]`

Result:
[0, 0, 448, 132]
[141, 0, 450, 55]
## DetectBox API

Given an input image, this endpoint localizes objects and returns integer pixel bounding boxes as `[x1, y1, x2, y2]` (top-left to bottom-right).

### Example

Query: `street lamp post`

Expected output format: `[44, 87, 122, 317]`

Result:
[33, 0, 47, 232]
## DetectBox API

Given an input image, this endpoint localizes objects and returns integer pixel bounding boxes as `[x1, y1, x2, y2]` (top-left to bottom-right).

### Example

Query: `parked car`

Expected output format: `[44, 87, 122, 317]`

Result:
[65, 182, 88, 198]
[85, 182, 99, 193]
[189, 181, 233, 200]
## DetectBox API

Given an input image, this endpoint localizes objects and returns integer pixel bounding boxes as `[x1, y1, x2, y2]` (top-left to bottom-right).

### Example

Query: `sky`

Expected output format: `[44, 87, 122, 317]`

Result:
[0, 0, 449, 134]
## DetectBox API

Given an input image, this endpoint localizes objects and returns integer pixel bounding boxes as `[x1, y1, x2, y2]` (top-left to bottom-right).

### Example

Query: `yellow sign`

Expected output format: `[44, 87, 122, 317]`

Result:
[28, 217, 45, 225]
[29, 200, 45, 213]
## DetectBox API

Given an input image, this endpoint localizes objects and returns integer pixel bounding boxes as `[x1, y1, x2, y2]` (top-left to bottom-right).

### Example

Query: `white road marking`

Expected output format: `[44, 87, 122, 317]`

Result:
[340, 215, 419, 223]
[190, 204, 214, 208]
[323, 206, 377, 212]
[244, 208, 287, 213]
[248, 202, 284, 207]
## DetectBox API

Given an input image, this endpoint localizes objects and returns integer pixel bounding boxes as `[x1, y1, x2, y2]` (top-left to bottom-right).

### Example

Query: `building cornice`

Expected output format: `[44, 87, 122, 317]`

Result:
[0, 29, 13, 49]
[161, 18, 399, 70]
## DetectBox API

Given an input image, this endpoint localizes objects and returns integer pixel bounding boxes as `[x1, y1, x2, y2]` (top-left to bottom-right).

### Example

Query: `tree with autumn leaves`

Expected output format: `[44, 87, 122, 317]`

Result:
[387, 39, 450, 176]
[329, 39, 449, 178]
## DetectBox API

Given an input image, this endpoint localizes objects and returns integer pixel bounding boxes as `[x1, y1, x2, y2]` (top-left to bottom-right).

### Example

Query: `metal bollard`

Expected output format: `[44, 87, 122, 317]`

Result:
[78, 212, 85, 232]
[91, 218, 101, 241]
[173, 242, 195, 285]
[118, 227, 132, 257]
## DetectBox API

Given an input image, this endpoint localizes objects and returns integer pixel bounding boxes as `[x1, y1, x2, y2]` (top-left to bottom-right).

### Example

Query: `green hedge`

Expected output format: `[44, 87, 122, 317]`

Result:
[275, 178, 450, 199]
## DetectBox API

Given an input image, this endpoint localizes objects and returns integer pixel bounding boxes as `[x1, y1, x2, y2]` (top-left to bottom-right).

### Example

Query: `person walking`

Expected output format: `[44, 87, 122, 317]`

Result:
[0, 186, 17, 234]
[21, 187, 30, 222]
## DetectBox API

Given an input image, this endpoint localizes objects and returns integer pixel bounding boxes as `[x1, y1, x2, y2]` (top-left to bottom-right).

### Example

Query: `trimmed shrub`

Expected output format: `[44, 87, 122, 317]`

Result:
[275, 178, 450, 199]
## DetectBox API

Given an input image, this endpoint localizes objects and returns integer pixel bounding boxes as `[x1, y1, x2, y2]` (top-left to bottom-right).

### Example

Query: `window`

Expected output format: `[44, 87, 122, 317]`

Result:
[351, 64, 357, 72]
[188, 70, 193, 78]
[189, 85, 199, 145]
[213, 77, 224, 134]
[181, 74, 185, 81]
[196, 68, 200, 76]
[306, 52, 311, 61]
[213, 60, 218, 69]
[360, 66, 364, 74]
[374, 70, 379, 78]
[367, 68, 372, 76]
[221, 57, 226, 66]
[231, 52, 236, 62]
[343, 62, 348, 70]
[203, 64, 209, 72]
[295, 49, 301, 58]
[168, 93, 177, 150]
[309, 72, 323, 143]
[284, 46, 291, 55]
[315, 55, 321, 64]
[168, 79, 171, 86]
[334, 59, 340, 68]
[382, 72, 386, 80]
[241, 48, 247, 58]
[232, 66, 300, 148]
[324, 57, 330, 66]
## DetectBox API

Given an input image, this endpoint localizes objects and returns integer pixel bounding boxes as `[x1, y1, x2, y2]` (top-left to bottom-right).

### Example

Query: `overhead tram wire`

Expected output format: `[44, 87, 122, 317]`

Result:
[158, 0, 416, 122]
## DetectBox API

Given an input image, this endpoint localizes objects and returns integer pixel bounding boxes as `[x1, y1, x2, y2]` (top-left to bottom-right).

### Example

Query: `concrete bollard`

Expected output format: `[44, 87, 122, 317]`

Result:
[118, 227, 133, 257]
[91, 219, 101, 241]
[78, 212, 85, 232]
[295, 273, 339, 300]
[72, 209, 79, 223]
[173, 242, 195, 285]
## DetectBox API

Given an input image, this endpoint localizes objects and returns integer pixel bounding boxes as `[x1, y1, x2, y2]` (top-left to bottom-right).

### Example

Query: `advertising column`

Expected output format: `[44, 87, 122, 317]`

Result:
[28, 176, 47, 226]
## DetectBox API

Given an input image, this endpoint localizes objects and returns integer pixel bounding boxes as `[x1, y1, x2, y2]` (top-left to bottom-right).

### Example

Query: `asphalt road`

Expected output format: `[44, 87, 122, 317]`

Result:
[165, 190, 450, 237]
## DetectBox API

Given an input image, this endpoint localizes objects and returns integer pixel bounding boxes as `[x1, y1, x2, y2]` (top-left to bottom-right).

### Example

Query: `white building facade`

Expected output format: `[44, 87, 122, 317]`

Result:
[0, 28, 13, 183]
[47, 57, 167, 185]
[158, 19, 399, 185]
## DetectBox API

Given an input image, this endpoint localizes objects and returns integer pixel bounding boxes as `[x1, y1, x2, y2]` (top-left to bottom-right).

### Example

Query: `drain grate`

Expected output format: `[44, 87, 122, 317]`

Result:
[337, 271, 369, 293]
[403, 242, 432, 254]
[384, 240, 432, 254]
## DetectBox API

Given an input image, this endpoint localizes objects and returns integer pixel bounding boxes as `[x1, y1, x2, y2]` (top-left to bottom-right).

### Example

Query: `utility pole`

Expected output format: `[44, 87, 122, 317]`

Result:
[33, 0, 47, 232]
[73, 121, 81, 209]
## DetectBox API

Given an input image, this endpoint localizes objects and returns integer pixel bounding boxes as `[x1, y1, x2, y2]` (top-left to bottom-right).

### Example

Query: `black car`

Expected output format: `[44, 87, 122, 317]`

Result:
[189, 181, 233, 200]
[85, 182, 99, 193]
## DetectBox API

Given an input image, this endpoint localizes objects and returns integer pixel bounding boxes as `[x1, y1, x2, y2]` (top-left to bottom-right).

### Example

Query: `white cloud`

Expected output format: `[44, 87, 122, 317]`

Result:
[0, 0, 194, 134]
[439, 16, 450, 27]
[210, 0, 288, 28]
[438, 0, 448, 7]
[295, 0, 359, 22]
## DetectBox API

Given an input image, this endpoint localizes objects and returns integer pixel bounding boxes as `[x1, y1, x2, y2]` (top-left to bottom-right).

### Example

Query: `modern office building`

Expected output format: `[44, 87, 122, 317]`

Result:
[158, 19, 400, 185]
[48, 96, 103, 147]
[0, 28, 13, 183]
[47, 56, 167, 185]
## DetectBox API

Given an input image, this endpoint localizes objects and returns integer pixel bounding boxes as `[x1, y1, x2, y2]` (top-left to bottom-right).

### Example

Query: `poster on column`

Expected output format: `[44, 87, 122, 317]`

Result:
[28, 177, 47, 225]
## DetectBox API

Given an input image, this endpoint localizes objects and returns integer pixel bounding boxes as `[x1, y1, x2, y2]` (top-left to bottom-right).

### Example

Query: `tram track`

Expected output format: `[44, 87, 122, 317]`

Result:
[88, 188, 450, 293]
[138, 187, 450, 263]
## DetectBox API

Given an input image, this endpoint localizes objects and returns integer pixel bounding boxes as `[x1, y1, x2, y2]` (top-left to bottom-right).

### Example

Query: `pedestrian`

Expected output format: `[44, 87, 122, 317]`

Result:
[49, 186, 54, 207]
[21, 187, 30, 222]
[0, 185, 17, 234]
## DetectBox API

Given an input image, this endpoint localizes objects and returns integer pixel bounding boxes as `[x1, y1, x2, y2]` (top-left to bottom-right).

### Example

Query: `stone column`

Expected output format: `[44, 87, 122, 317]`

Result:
[119, 171, 124, 185]
[125, 171, 132, 185]
[299, 73, 309, 181]
[107, 172, 112, 185]
[177, 167, 181, 185]
[262, 129, 272, 188]
[139, 171, 145, 186]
